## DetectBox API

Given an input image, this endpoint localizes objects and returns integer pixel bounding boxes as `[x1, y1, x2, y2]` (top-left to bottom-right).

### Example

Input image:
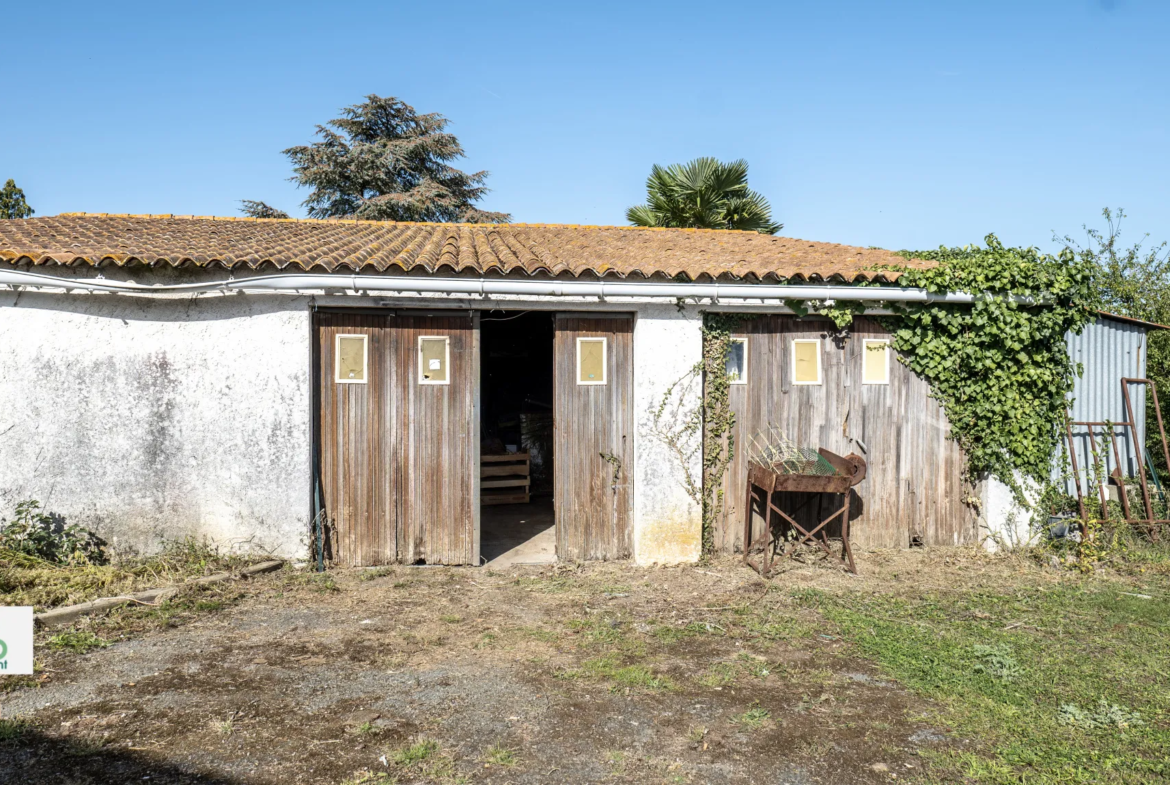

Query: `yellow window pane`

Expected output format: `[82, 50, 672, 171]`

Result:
[863, 341, 889, 384]
[793, 340, 820, 384]
[578, 338, 606, 384]
[336, 335, 366, 382]
[420, 337, 449, 384]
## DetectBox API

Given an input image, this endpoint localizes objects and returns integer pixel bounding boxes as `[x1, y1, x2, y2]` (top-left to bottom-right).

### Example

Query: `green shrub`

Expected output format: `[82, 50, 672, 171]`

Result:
[0, 500, 106, 565]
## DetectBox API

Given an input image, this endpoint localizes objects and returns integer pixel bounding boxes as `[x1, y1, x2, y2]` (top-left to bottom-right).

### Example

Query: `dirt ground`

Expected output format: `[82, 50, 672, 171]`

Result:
[0, 551, 1009, 785]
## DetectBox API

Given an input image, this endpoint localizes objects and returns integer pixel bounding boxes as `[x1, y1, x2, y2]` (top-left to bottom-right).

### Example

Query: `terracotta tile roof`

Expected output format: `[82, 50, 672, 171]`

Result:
[0, 214, 931, 283]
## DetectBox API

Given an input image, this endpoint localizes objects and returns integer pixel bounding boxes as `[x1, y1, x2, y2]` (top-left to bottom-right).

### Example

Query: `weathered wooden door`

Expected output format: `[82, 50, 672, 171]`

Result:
[392, 313, 479, 565]
[317, 311, 479, 566]
[318, 312, 397, 566]
[553, 314, 634, 560]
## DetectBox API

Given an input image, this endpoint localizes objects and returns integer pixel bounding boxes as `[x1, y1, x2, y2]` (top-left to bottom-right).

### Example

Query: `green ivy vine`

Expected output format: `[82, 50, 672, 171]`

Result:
[699, 313, 757, 553]
[884, 235, 1096, 498]
[690, 235, 1094, 552]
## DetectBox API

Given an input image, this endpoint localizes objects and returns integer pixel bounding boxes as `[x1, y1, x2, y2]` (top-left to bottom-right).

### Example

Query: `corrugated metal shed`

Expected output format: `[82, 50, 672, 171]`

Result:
[1057, 315, 1149, 494]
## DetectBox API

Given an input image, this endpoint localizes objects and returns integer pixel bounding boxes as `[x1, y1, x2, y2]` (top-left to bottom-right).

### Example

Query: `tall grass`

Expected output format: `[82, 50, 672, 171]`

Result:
[0, 537, 255, 611]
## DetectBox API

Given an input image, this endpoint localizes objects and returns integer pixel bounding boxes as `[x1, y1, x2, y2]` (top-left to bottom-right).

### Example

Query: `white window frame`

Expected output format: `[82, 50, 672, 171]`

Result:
[334, 333, 368, 384]
[727, 337, 748, 385]
[791, 338, 822, 386]
[862, 339, 891, 385]
[576, 336, 608, 386]
[418, 335, 451, 386]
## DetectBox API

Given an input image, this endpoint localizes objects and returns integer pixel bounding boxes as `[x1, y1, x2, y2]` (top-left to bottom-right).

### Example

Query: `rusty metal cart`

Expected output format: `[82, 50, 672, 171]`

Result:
[743, 447, 867, 576]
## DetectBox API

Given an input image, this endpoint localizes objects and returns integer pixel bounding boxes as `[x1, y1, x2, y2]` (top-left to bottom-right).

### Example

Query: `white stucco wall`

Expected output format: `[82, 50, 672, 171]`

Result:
[0, 286, 710, 565]
[979, 474, 1041, 551]
[0, 292, 312, 558]
[632, 304, 704, 565]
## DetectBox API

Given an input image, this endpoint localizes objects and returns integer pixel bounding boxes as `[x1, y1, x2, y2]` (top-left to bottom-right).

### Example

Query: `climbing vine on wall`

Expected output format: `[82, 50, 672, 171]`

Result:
[698, 313, 756, 553]
[883, 235, 1096, 498]
[687, 236, 1095, 552]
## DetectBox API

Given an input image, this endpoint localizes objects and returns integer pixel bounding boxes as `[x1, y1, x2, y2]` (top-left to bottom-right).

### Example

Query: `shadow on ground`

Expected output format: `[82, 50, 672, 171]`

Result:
[0, 728, 242, 785]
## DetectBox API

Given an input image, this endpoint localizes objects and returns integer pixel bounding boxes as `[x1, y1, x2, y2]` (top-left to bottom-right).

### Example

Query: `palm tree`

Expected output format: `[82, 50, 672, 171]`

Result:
[626, 157, 781, 235]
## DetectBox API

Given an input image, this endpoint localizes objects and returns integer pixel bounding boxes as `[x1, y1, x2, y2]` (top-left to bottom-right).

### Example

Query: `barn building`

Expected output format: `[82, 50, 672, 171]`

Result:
[0, 214, 1143, 565]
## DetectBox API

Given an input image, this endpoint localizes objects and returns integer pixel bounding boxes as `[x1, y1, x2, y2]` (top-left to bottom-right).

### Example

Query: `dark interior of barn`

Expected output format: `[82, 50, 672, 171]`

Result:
[479, 311, 556, 564]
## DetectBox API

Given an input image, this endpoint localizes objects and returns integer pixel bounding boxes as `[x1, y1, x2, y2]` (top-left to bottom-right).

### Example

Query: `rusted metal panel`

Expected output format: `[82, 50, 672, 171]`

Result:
[554, 315, 634, 560]
[317, 311, 478, 567]
[713, 315, 975, 551]
[1060, 316, 1149, 494]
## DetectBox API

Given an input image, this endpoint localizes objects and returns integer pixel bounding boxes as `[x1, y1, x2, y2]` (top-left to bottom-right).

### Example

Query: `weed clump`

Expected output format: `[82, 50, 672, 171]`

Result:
[972, 643, 1022, 681]
[392, 738, 439, 766]
[1059, 699, 1144, 731]
[48, 631, 110, 654]
[733, 703, 772, 730]
[0, 719, 32, 742]
[483, 742, 517, 767]
[558, 654, 672, 691]
[1, 526, 259, 610]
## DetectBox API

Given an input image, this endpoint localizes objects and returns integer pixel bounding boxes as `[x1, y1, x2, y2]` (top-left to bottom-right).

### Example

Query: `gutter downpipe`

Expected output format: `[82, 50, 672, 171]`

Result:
[0, 269, 1004, 304]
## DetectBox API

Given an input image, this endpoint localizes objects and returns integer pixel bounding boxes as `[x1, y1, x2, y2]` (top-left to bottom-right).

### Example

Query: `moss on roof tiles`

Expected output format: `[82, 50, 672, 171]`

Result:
[0, 213, 932, 282]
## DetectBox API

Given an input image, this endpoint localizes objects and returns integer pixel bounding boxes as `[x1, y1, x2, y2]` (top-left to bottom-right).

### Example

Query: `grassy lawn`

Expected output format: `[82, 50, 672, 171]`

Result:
[801, 553, 1170, 784]
[2, 534, 1167, 784]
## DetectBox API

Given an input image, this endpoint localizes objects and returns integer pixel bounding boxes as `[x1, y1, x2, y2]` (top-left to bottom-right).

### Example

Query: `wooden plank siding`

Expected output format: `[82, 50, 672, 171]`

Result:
[317, 313, 396, 566]
[712, 316, 975, 552]
[554, 315, 634, 560]
[393, 314, 479, 565]
[316, 311, 479, 567]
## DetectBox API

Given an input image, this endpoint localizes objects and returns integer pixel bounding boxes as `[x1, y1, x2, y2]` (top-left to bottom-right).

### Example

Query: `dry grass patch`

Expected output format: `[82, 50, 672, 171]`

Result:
[0, 537, 259, 611]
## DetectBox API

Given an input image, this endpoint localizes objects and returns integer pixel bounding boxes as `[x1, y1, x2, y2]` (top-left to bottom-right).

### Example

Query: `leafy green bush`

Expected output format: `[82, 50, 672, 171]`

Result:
[0, 500, 106, 565]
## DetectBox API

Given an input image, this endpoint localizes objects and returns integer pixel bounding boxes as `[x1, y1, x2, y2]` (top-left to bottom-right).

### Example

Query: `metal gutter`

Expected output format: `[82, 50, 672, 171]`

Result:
[0, 269, 1013, 304]
[1095, 310, 1170, 332]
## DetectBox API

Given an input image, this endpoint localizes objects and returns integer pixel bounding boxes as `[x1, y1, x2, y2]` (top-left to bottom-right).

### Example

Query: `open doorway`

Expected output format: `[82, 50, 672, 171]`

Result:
[479, 311, 556, 565]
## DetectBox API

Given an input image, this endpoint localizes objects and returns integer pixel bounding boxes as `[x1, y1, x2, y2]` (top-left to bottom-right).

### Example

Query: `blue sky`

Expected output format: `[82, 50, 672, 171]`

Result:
[3, 0, 1167, 252]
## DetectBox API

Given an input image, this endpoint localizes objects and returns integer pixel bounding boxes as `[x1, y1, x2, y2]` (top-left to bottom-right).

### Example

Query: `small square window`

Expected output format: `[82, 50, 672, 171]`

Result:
[577, 337, 607, 385]
[726, 337, 748, 384]
[419, 336, 450, 385]
[335, 334, 368, 384]
[862, 339, 890, 385]
[792, 339, 821, 385]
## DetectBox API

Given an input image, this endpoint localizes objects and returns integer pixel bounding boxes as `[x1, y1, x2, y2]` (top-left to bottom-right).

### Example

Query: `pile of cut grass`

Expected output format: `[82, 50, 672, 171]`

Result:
[0, 537, 255, 611]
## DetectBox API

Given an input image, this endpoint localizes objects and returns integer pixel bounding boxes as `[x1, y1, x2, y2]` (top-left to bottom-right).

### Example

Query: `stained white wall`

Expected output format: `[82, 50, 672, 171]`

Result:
[631, 304, 704, 564]
[0, 292, 312, 558]
[0, 289, 711, 564]
[980, 474, 1041, 551]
